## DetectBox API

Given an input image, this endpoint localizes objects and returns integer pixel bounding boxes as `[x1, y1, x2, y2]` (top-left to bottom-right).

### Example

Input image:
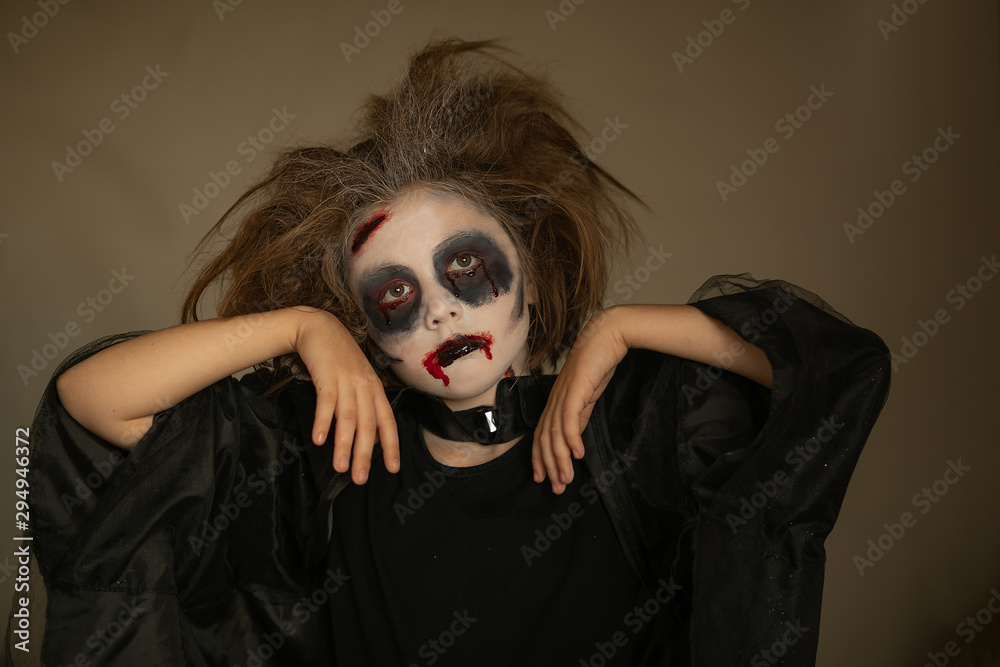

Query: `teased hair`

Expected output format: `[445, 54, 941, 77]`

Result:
[181, 38, 644, 388]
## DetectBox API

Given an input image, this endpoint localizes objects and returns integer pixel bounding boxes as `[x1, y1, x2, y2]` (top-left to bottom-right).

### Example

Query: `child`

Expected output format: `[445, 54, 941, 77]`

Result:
[27, 39, 890, 665]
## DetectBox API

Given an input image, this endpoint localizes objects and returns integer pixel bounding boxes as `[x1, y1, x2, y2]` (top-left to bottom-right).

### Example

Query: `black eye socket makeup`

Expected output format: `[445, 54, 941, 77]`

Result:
[361, 266, 422, 336]
[433, 232, 513, 307]
[359, 232, 516, 338]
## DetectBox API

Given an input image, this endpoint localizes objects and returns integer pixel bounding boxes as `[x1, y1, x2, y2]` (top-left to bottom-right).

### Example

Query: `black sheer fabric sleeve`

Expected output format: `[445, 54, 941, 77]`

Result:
[596, 274, 890, 666]
[679, 274, 891, 665]
[20, 332, 325, 666]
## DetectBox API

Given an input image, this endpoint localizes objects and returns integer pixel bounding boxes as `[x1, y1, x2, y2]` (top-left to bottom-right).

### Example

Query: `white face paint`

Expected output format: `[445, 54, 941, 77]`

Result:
[348, 188, 532, 410]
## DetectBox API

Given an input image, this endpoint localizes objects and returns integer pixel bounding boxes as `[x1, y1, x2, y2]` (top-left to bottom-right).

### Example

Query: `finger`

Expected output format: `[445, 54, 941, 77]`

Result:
[539, 399, 564, 494]
[312, 383, 337, 447]
[332, 386, 358, 475]
[374, 397, 400, 473]
[548, 386, 576, 488]
[562, 383, 589, 460]
[530, 431, 547, 483]
[350, 390, 378, 485]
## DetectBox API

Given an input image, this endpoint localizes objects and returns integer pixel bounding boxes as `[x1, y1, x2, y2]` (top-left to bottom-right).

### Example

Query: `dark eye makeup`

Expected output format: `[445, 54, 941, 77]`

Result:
[358, 231, 514, 336]
[434, 232, 513, 307]
[361, 266, 422, 336]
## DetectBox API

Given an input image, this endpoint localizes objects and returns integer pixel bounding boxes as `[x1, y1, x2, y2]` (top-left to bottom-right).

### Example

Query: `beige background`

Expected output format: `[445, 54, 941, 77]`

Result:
[2, 0, 998, 664]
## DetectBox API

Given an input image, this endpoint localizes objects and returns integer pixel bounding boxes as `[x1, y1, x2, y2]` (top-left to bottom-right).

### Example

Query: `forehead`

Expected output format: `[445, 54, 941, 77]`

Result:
[347, 189, 514, 275]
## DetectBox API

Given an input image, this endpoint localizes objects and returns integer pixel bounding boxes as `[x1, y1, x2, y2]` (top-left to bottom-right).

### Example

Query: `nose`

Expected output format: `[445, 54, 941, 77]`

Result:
[423, 287, 463, 329]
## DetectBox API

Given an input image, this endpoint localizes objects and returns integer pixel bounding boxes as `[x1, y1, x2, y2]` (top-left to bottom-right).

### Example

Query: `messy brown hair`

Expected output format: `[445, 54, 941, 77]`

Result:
[181, 38, 643, 387]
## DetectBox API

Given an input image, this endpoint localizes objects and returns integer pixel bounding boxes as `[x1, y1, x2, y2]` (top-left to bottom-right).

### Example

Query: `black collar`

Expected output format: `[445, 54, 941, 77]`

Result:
[390, 375, 555, 445]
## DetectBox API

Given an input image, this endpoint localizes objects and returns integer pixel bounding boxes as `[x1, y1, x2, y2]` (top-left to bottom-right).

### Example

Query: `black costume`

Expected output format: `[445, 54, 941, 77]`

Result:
[20, 275, 890, 665]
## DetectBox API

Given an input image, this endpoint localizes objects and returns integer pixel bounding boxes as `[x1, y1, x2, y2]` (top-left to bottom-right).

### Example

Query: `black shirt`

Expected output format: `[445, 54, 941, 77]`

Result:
[324, 413, 650, 665]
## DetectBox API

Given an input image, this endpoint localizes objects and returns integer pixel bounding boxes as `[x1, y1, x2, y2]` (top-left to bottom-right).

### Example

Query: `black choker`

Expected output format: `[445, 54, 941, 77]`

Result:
[391, 377, 547, 445]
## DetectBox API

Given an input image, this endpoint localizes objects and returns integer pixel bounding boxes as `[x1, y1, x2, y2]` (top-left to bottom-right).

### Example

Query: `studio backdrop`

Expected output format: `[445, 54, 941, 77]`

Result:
[1, 1, 997, 665]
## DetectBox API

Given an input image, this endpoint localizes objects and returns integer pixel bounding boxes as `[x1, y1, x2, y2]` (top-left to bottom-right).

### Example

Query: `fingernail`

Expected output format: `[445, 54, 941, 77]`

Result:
[357, 469, 368, 483]
[560, 471, 569, 485]
[316, 432, 326, 445]
[338, 456, 348, 471]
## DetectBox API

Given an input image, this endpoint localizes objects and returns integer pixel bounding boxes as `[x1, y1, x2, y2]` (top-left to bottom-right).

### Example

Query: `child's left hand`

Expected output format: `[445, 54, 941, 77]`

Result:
[532, 308, 628, 494]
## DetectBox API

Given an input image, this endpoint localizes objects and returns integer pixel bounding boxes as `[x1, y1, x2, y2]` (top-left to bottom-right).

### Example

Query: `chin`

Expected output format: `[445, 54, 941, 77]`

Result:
[402, 357, 508, 404]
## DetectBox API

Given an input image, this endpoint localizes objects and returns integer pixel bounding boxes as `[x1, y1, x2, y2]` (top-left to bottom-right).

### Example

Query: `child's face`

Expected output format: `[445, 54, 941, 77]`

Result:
[347, 188, 532, 409]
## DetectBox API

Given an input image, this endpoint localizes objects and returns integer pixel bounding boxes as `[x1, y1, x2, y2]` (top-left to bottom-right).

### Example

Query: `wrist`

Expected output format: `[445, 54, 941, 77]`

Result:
[285, 305, 324, 351]
[581, 305, 630, 352]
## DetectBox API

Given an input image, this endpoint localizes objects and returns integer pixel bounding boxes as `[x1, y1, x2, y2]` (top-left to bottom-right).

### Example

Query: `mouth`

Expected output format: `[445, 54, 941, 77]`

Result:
[422, 332, 494, 386]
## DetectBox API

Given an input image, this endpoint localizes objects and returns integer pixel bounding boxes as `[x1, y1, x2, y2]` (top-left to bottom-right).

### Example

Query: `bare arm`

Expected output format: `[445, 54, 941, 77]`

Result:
[55, 307, 399, 483]
[607, 304, 772, 388]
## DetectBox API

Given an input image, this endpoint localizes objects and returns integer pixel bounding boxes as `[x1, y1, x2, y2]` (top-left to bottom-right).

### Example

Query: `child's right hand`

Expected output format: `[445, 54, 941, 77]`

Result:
[292, 308, 400, 484]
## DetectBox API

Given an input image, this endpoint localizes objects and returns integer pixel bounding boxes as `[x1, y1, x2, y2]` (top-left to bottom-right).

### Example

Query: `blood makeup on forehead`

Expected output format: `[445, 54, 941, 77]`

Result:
[350, 210, 391, 255]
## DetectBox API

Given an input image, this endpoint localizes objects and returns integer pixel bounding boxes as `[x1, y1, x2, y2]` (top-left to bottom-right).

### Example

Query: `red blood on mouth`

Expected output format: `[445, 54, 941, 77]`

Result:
[351, 210, 390, 254]
[423, 356, 449, 386]
[422, 332, 494, 386]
